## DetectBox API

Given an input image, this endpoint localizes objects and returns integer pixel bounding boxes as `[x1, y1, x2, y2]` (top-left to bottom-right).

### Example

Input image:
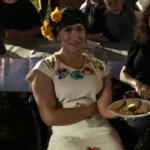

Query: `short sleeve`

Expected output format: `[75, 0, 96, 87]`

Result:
[124, 41, 139, 69]
[92, 58, 110, 78]
[25, 58, 53, 84]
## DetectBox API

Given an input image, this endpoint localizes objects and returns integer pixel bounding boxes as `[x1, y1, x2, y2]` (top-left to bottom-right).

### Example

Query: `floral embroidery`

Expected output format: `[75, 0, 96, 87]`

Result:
[82, 67, 95, 75]
[119, 142, 125, 150]
[49, 62, 55, 69]
[94, 62, 104, 71]
[75, 103, 86, 107]
[86, 146, 101, 150]
[55, 68, 70, 79]
[70, 71, 84, 80]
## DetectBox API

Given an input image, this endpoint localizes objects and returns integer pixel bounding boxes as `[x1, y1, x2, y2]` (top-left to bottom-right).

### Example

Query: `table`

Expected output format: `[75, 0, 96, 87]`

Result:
[0, 38, 132, 92]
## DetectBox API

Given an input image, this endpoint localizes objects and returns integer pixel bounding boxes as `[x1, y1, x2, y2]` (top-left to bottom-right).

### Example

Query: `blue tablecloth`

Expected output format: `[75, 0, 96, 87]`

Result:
[0, 38, 131, 92]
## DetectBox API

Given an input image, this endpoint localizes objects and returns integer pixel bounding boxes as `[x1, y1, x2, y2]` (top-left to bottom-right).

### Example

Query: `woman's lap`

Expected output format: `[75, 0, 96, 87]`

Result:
[48, 126, 123, 150]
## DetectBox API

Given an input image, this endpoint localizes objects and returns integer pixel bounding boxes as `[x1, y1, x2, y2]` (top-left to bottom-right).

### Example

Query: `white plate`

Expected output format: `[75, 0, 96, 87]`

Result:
[109, 99, 150, 118]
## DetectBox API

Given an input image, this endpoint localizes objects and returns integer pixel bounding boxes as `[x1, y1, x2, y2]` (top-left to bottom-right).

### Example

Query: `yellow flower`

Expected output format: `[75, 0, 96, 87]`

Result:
[95, 63, 100, 68]
[41, 26, 50, 36]
[51, 7, 62, 23]
[44, 19, 49, 28]
[47, 32, 55, 40]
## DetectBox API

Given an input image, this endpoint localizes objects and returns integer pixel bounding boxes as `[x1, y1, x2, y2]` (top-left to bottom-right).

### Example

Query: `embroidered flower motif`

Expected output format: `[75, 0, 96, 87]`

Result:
[55, 68, 70, 79]
[70, 71, 84, 80]
[82, 67, 95, 75]
[49, 62, 55, 69]
[94, 62, 104, 71]
[75, 103, 86, 107]
[119, 142, 125, 150]
[51, 7, 62, 23]
[86, 146, 101, 150]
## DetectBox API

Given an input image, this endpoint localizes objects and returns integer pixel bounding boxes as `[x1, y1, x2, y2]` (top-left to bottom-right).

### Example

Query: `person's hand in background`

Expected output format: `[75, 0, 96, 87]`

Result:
[5, 29, 25, 40]
[87, 32, 109, 43]
[134, 81, 150, 100]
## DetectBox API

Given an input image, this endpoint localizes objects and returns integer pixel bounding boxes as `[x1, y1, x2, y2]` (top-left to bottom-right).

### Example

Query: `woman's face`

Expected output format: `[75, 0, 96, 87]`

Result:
[57, 23, 86, 53]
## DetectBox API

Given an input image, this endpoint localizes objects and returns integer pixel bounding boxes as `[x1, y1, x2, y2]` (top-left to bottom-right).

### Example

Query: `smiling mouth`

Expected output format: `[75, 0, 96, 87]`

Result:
[70, 42, 81, 46]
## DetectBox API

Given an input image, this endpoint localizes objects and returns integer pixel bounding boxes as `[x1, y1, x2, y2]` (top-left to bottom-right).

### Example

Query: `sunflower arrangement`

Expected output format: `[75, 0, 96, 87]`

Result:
[41, 7, 62, 40]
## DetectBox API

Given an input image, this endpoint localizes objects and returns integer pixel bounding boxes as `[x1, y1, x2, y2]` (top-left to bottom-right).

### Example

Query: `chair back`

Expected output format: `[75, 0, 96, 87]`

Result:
[29, 95, 48, 150]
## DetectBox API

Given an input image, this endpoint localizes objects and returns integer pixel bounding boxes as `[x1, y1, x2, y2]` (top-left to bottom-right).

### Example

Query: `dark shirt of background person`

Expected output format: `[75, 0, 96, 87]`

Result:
[0, 0, 42, 31]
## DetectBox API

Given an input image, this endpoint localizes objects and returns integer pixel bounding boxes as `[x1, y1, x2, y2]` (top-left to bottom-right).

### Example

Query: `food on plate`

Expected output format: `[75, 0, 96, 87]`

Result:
[110, 99, 149, 116]
[134, 102, 149, 115]
[127, 99, 140, 111]
[118, 106, 134, 115]
[110, 99, 126, 112]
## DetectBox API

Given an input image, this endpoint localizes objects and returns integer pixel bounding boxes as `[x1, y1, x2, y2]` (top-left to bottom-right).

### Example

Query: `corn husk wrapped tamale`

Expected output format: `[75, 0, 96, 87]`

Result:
[134, 102, 149, 115]
[127, 99, 140, 111]
[110, 99, 126, 112]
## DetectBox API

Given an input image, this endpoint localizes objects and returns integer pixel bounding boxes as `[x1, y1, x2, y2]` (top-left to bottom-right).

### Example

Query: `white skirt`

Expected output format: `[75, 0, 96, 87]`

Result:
[47, 119, 123, 150]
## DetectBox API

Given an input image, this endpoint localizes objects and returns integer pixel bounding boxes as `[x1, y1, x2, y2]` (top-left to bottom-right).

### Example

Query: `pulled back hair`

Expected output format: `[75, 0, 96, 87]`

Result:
[134, 3, 150, 43]
[51, 7, 89, 39]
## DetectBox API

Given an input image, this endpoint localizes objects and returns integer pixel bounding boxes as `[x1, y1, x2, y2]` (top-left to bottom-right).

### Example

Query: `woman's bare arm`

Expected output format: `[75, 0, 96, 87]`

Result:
[120, 66, 139, 89]
[97, 74, 118, 119]
[31, 70, 96, 126]
[5, 26, 41, 40]
[120, 66, 150, 100]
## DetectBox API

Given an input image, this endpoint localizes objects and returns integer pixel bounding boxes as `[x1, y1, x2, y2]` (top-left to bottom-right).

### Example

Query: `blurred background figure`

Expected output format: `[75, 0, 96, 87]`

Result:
[80, 0, 111, 43]
[103, 0, 137, 43]
[119, 2, 150, 148]
[0, 0, 42, 40]
[38, 0, 85, 22]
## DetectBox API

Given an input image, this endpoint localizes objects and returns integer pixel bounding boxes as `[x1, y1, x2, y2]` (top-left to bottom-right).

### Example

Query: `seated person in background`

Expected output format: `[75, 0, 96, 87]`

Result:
[26, 7, 124, 150]
[0, 0, 42, 40]
[38, 0, 85, 22]
[80, 0, 110, 43]
[120, 2, 150, 145]
[103, 0, 137, 43]
[38, 0, 59, 22]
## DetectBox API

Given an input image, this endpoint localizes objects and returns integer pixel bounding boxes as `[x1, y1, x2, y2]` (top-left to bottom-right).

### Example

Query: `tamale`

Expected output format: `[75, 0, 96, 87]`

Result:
[127, 99, 140, 111]
[117, 106, 134, 115]
[110, 99, 126, 112]
[134, 102, 149, 115]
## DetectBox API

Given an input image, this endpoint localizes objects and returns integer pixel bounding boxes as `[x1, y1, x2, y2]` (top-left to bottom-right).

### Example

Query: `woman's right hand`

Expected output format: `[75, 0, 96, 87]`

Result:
[134, 81, 150, 100]
[90, 103, 102, 119]
[93, 32, 109, 43]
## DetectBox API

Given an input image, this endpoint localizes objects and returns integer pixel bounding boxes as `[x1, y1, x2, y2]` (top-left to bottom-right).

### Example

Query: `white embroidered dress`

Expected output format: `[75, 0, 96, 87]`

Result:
[26, 54, 123, 150]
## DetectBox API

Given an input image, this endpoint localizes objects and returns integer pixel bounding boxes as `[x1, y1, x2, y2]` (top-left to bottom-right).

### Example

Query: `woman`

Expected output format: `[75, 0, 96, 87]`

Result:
[26, 7, 123, 150]
[120, 2, 150, 139]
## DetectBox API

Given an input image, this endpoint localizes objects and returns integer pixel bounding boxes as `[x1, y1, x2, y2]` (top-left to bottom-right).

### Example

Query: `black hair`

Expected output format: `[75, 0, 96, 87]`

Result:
[51, 7, 89, 39]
